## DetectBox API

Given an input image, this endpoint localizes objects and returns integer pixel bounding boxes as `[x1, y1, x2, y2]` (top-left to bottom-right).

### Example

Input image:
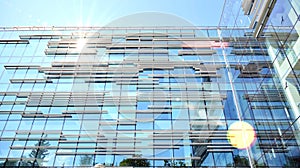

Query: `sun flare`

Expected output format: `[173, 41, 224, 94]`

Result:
[227, 121, 256, 149]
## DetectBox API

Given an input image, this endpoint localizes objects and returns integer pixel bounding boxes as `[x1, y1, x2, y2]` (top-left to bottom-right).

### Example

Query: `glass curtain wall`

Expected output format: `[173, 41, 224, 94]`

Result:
[0, 26, 299, 167]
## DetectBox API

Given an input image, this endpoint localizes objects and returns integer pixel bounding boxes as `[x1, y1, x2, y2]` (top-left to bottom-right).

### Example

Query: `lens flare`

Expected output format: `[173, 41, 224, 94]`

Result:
[76, 38, 86, 50]
[227, 121, 256, 149]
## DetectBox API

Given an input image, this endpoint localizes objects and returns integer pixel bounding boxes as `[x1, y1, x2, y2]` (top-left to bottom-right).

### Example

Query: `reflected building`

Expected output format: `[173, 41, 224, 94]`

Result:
[0, 0, 299, 167]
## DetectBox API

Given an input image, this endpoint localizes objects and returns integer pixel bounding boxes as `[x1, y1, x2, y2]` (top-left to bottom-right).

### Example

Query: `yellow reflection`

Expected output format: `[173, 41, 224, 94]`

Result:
[227, 121, 256, 149]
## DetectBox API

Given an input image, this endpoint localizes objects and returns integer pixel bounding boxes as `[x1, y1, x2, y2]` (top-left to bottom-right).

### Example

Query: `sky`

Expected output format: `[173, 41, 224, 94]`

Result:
[0, 0, 224, 27]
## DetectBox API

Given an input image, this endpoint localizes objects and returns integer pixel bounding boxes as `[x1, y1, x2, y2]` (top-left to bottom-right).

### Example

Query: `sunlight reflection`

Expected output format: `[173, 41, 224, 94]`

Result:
[76, 38, 86, 50]
[227, 121, 256, 149]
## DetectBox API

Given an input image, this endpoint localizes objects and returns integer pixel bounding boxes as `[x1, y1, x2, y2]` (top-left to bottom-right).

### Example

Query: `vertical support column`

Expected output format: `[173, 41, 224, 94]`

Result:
[217, 29, 254, 168]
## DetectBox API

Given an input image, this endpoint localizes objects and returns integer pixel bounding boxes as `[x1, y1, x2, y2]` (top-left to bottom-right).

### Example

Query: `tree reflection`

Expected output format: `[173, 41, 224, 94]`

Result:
[119, 155, 150, 167]
[164, 159, 186, 167]
[80, 154, 94, 166]
[226, 155, 249, 167]
[28, 138, 51, 166]
[1, 138, 50, 167]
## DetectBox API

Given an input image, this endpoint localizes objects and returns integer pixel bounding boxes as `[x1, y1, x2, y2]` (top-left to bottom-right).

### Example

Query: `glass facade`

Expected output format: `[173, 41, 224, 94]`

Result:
[0, 1, 299, 168]
[264, 1, 300, 148]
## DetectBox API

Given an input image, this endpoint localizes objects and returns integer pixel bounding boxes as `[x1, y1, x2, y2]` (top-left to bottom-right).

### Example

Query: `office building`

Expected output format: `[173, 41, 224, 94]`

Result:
[0, 0, 299, 167]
